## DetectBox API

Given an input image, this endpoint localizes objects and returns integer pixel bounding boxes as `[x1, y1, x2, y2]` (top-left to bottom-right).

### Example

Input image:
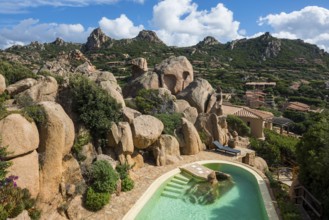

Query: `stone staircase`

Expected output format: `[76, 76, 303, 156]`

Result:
[161, 173, 191, 199]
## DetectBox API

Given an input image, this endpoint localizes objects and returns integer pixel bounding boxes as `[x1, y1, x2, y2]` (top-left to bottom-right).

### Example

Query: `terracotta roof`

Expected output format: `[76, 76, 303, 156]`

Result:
[285, 102, 310, 112]
[222, 105, 273, 120]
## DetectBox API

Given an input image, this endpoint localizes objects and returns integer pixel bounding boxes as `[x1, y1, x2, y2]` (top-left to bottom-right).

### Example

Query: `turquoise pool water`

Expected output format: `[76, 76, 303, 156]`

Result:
[136, 163, 269, 220]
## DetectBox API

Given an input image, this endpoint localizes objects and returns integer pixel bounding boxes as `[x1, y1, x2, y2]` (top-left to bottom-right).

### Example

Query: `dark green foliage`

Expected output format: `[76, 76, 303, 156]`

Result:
[84, 187, 110, 212]
[121, 177, 134, 192]
[72, 133, 91, 162]
[135, 89, 174, 115]
[296, 112, 329, 218]
[115, 163, 131, 180]
[226, 115, 250, 137]
[90, 160, 119, 194]
[116, 163, 135, 192]
[0, 61, 36, 84]
[265, 171, 301, 220]
[0, 147, 11, 180]
[250, 129, 299, 166]
[70, 76, 122, 138]
[16, 95, 46, 124]
[0, 205, 8, 220]
[155, 113, 183, 135]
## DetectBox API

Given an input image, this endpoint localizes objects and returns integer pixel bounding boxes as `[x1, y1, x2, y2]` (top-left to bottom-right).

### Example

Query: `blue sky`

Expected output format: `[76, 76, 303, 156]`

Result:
[1, 0, 329, 50]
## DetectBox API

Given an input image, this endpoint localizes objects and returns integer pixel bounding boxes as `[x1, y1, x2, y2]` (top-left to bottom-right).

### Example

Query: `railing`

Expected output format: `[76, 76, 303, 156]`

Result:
[293, 185, 323, 218]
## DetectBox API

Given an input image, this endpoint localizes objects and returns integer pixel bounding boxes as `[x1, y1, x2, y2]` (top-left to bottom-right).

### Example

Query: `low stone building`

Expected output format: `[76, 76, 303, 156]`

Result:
[222, 104, 273, 139]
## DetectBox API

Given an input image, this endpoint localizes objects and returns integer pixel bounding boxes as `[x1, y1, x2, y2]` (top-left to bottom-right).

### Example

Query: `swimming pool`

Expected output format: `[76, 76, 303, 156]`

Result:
[124, 160, 278, 220]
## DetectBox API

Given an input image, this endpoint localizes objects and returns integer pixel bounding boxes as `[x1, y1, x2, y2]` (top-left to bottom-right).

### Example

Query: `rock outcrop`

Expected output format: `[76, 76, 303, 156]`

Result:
[5, 78, 38, 96]
[38, 101, 75, 204]
[0, 114, 39, 158]
[174, 99, 198, 124]
[122, 107, 142, 124]
[153, 135, 182, 166]
[195, 114, 230, 147]
[85, 28, 110, 51]
[180, 118, 203, 155]
[155, 56, 193, 95]
[0, 74, 6, 94]
[134, 30, 164, 44]
[17, 76, 58, 103]
[8, 150, 39, 198]
[132, 115, 164, 149]
[177, 78, 215, 113]
[129, 57, 148, 78]
[123, 72, 159, 97]
[197, 36, 219, 46]
[254, 157, 269, 173]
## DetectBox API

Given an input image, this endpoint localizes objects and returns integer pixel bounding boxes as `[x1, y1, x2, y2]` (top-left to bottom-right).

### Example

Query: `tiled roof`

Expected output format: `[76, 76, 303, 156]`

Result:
[285, 102, 310, 111]
[222, 104, 273, 120]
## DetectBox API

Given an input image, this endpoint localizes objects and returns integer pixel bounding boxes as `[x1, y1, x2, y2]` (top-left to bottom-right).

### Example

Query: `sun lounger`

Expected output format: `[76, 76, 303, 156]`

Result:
[213, 141, 241, 156]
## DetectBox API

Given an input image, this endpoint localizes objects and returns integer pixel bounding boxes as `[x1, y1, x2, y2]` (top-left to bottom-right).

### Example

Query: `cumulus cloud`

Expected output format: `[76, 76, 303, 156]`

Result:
[0, 18, 93, 49]
[0, 0, 144, 14]
[151, 0, 242, 46]
[99, 15, 144, 39]
[259, 6, 329, 51]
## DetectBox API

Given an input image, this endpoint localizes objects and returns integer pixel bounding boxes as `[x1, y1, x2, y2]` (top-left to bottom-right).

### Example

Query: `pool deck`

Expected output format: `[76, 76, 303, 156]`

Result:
[180, 163, 214, 180]
[73, 151, 278, 220]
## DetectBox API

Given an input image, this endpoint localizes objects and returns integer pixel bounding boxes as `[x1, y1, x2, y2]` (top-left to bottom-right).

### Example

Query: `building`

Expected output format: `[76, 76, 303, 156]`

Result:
[222, 104, 273, 139]
[283, 102, 310, 112]
[245, 82, 276, 90]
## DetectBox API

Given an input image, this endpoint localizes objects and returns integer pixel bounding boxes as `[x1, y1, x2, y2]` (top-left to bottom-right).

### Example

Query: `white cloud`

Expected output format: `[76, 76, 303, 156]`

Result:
[0, 18, 93, 49]
[0, 0, 144, 14]
[259, 6, 329, 51]
[151, 0, 242, 46]
[99, 15, 144, 39]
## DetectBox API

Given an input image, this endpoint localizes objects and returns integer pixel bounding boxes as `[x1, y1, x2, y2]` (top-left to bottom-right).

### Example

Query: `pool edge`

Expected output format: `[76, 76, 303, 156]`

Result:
[123, 160, 279, 220]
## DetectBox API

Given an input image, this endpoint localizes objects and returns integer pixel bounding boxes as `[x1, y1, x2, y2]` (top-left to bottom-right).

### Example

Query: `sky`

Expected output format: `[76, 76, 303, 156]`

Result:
[1, 0, 329, 50]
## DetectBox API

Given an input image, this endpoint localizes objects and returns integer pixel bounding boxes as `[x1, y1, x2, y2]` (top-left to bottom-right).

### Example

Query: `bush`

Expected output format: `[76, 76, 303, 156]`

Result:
[0, 205, 8, 220]
[121, 177, 134, 192]
[135, 89, 174, 115]
[115, 163, 131, 180]
[90, 160, 119, 194]
[0, 61, 36, 84]
[84, 187, 110, 212]
[226, 115, 250, 137]
[155, 113, 183, 135]
[70, 76, 122, 138]
[72, 133, 91, 162]
[16, 95, 46, 124]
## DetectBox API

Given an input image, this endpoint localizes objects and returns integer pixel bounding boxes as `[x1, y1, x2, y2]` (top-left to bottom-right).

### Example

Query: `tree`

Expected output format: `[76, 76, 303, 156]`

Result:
[226, 115, 250, 137]
[296, 112, 329, 218]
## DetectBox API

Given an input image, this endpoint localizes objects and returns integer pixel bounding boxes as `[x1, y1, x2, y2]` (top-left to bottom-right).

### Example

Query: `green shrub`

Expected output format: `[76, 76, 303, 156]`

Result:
[135, 89, 174, 115]
[0, 61, 36, 84]
[70, 76, 122, 138]
[0, 205, 8, 220]
[72, 133, 91, 162]
[226, 115, 250, 137]
[90, 160, 119, 194]
[16, 95, 46, 124]
[155, 113, 183, 135]
[115, 163, 131, 180]
[121, 177, 134, 192]
[84, 187, 110, 212]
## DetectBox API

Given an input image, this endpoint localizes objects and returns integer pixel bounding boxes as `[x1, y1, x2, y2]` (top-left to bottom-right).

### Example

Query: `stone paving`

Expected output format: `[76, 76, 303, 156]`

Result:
[84, 150, 237, 220]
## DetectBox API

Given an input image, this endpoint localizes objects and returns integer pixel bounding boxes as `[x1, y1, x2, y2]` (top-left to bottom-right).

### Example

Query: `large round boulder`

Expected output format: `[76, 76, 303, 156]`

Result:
[180, 118, 203, 155]
[132, 115, 164, 149]
[0, 114, 39, 158]
[177, 78, 215, 113]
[129, 57, 148, 78]
[155, 56, 193, 95]
[123, 72, 159, 98]
[153, 134, 182, 166]
[7, 150, 39, 198]
[0, 74, 6, 94]
[37, 101, 75, 204]
[5, 78, 38, 96]
[254, 157, 269, 173]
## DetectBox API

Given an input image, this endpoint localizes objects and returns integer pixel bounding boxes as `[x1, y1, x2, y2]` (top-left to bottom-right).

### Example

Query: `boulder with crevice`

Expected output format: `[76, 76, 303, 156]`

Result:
[155, 56, 193, 95]
[153, 134, 182, 166]
[180, 118, 203, 155]
[122, 107, 142, 124]
[0, 113, 39, 158]
[132, 115, 164, 149]
[17, 76, 58, 102]
[129, 57, 148, 78]
[7, 150, 39, 198]
[37, 101, 75, 204]
[5, 78, 38, 96]
[177, 78, 215, 113]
